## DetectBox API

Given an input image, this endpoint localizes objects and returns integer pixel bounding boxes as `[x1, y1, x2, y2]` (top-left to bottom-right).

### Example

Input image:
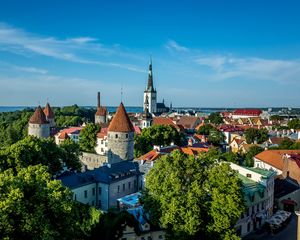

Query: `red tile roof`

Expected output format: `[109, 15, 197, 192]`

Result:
[177, 116, 200, 129]
[219, 124, 244, 132]
[29, 106, 48, 124]
[233, 109, 262, 116]
[108, 102, 134, 132]
[43, 103, 55, 119]
[58, 131, 70, 139]
[60, 127, 83, 135]
[95, 106, 107, 116]
[153, 117, 181, 131]
[289, 154, 300, 168]
[97, 127, 108, 138]
[255, 150, 300, 170]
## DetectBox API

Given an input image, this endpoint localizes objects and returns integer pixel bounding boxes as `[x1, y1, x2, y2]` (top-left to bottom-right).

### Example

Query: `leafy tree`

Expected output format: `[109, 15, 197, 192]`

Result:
[206, 112, 223, 125]
[288, 119, 300, 130]
[79, 124, 100, 153]
[270, 115, 284, 121]
[134, 125, 184, 157]
[0, 136, 62, 174]
[59, 139, 82, 171]
[221, 152, 239, 164]
[244, 128, 269, 144]
[197, 124, 215, 135]
[243, 145, 264, 167]
[208, 129, 225, 146]
[0, 164, 102, 239]
[143, 150, 244, 240]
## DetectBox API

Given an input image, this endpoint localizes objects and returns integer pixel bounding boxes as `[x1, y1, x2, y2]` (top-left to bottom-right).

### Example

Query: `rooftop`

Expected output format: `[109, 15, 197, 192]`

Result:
[108, 102, 134, 132]
[29, 105, 48, 124]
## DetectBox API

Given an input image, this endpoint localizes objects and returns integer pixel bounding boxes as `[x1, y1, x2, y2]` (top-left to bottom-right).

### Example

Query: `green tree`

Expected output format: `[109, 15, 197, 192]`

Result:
[208, 129, 225, 146]
[0, 136, 62, 174]
[59, 139, 82, 171]
[134, 125, 184, 157]
[244, 128, 268, 144]
[243, 145, 264, 167]
[79, 124, 100, 153]
[288, 119, 300, 130]
[221, 152, 239, 164]
[270, 115, 283, 121]
[143, 150, 244, 240]
[196, 124, 215, 135]
[206, 112, 223, 125]
[0, 165, 102, 239]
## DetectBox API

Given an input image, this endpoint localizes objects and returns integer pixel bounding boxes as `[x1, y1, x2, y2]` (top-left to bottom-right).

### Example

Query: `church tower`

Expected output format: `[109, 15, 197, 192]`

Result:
[95, 92, 107, 124]
[141, 95, 152, 129]
[28, 106, 50, 138]
[143, 59, 157, 114]
[107, 102, 134, 164]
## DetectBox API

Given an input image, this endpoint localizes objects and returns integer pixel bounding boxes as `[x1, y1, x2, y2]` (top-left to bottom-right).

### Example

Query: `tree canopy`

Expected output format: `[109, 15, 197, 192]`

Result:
[0, 164, 102, 240]
[134, 125, 184, 157]
[196, 124, 215, 135]
[243, 145, 264, 167]
[288, 119, 300, 130]
[244, 128, 268, 144]
[143, 150, 245, 240]
[205, 112, 223, 125]
[79, 124, 100, 153]
[0, 136, 81, 174]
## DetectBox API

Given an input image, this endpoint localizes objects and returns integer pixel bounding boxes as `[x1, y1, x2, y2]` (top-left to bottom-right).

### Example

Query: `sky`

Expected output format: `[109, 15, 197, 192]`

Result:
[0, 0, 300, 108]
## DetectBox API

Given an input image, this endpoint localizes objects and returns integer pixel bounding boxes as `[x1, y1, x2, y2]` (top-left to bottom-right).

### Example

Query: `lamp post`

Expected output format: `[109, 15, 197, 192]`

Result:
[295, 211, 300, 240]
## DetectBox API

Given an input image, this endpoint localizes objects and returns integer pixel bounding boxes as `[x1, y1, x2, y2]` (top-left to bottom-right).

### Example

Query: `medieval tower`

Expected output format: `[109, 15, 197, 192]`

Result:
[28, 105, 50, 138]
[43, 102, 55, 128]
[107, 102, 134, 164]
[141, 95, 152, 129]
[95, 92, 107, 124]
[143, 59, 157, 114]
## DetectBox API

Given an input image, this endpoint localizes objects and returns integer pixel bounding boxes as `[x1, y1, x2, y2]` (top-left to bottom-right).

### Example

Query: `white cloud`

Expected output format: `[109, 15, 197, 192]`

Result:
[0, 23, 144, 73]
[13, 66, 48, 74]
[165, 40, 189, 52]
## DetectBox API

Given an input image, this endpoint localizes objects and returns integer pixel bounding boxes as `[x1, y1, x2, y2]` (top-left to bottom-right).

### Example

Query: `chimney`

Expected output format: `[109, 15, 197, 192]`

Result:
[188, 138, 193, 146]
[97, 92, 100, 108]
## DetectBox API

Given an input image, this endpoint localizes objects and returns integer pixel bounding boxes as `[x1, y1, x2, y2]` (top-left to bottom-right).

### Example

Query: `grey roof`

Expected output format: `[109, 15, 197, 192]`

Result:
[58, 160, 140, 189]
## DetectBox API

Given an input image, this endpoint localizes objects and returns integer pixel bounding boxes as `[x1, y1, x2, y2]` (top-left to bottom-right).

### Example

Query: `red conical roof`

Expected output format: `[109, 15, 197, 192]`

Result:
[29, 106, 48, 124]
[43, 103, 55, 119]
[108, 102, 134, 132]
[95, 106, 107, 116]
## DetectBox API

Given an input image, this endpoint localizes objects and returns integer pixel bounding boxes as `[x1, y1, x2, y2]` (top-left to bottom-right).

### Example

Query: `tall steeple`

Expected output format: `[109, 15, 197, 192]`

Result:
[147, 57, 155, 92]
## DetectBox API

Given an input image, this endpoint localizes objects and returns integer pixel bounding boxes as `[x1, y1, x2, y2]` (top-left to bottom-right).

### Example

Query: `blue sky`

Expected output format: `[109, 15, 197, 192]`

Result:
[0, 0, 300, 107]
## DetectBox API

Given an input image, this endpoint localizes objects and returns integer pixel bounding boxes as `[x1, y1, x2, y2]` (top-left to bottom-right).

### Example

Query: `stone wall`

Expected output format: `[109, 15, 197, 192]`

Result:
[80, 152, 108, 170]
[107, 131, 134, 164]
[95, 115, 106, 124]
[28, 123, 50, 138]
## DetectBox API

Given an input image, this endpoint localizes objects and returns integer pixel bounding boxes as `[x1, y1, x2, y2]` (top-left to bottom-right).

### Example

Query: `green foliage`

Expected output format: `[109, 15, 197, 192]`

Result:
[197, 124, 215, 135]
[0, 164, 102, 239]
[220, 152, 239, 164]
[79, 124, 100, 153]
[59, 139, 82, 171]
[206, 112, 223, 125]
[270, 115, 284, 121]
[0, 136, 81, 174]
[244, 128, 269, 144]
[208, 129, 225, 146]
[0, 110, 33, 148]
[270, 138, 300, 150]
[288, 119, 300, 130]
[134, 125, 184, 157]
[243, 145, 264, 167]
[143, 150, 244, 240]
[90, 210, 140, 240]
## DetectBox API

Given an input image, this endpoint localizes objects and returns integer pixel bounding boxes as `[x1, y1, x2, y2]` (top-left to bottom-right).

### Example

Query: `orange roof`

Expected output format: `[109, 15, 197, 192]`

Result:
[97, 127, 108, 138]
[255, 150, 300, 170]
[29, 106, 48, 124]
[108, 102, 134, 132]
[60, 127, 83, 135]
[95, 106, 107, 116]
[152, 117, 181, 131]
[43, 103, 55, 119]
[177, 116, 200, 129]
[58, 132, 70, 139]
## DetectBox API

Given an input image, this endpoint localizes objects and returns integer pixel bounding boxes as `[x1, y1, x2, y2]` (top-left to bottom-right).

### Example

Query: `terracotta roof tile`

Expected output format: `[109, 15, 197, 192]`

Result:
[58, 132, 70, 139]
[29, 106, 48, 124]
[255, 150, 300, 170]
[43, 103, 55, 119]
[177, 116, 200, 129]
[95, 106, 107, 116]
[108, 102, 134, 132]
[233, 109, 262, 116]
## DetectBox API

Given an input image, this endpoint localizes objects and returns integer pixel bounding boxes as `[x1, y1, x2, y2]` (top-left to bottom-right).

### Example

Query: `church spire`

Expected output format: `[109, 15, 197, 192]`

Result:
[147, 57, 154, 91]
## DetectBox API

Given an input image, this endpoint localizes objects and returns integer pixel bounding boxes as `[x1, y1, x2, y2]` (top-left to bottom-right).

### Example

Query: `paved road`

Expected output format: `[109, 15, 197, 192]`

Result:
[246, 214, 297, 240]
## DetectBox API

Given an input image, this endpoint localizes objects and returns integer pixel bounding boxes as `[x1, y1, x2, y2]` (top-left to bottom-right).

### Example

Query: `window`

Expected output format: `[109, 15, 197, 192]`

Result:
[99, 187, 102, 195]
[74, 194, 77, 201]
[84, 190, 87, 198]
[158, 235, 163, 239]
[287, 171, 290, 177]
[115, 134, 118, 138]
[134, 179, 137, 187]
[92, 188, 95, 196]
[246, 173, 252, 178]
[117, 186, 120, 193]
[128, 182, 131, 189]
[252, 205, 255, 213]
[123, 183, 125, 191]
[246, 208, 249, 217]
[101, 140, 103, 144]
[247, 222, 251, 232]
[101, 148, 104, 152]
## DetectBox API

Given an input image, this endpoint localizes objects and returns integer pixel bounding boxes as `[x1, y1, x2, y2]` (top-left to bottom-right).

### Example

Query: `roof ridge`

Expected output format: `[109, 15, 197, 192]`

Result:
[108, 102, 134, 132]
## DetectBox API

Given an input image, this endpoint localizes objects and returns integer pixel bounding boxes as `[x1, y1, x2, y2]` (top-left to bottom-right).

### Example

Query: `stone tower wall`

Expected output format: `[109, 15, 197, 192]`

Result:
[47, 118, 55, 128]
[95, 115, 106, 124]
[107, 131, 134, 164]
[28, 123, 50, 138]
